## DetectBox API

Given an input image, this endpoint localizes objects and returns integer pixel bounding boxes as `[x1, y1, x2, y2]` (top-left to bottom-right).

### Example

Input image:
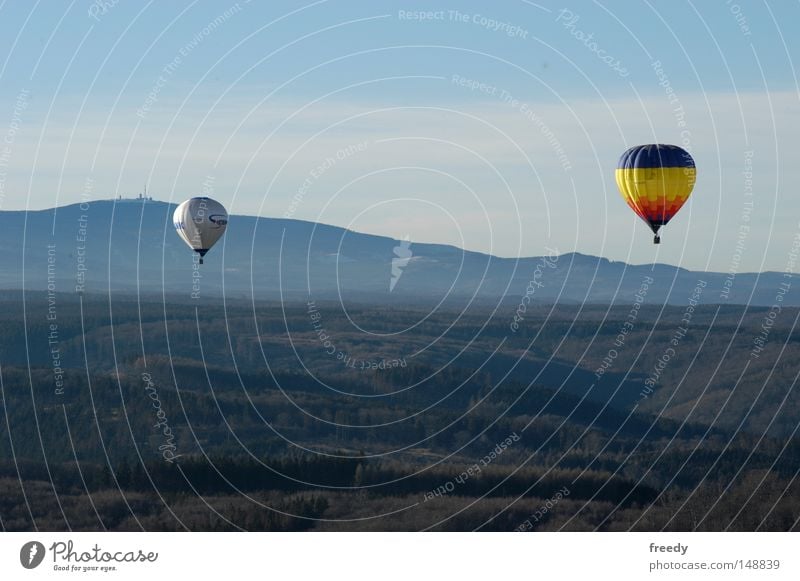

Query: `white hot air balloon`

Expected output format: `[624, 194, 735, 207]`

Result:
[173, 197, 228, 264]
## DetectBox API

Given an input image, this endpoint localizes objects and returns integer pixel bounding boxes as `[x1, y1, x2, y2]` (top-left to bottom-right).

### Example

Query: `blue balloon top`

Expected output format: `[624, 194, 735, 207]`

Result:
[618, 144, 695, 169]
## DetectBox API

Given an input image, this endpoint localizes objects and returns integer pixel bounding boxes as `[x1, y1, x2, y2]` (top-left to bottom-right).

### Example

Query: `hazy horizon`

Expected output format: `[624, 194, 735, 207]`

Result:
[0, 195, 786, 275]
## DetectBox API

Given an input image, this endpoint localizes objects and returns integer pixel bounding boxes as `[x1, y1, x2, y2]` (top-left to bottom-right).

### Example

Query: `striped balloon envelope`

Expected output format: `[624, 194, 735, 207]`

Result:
[615, 144, 696, 244]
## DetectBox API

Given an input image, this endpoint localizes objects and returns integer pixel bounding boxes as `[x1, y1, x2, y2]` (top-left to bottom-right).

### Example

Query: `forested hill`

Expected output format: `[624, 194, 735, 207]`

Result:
[1, 295, 799, 531]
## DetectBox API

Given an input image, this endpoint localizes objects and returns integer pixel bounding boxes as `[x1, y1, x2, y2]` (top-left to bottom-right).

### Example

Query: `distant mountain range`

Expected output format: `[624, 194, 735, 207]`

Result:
[0, 198, 792, 306]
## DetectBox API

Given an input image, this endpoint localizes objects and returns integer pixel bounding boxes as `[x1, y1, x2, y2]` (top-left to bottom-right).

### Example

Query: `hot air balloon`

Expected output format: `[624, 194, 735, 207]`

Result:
[615, 144, 695, 244]
[173, 197, 228, 264]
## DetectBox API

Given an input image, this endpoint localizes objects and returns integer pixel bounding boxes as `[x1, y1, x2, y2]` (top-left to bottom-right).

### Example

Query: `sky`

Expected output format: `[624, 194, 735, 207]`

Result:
[0, 0, 798, 272]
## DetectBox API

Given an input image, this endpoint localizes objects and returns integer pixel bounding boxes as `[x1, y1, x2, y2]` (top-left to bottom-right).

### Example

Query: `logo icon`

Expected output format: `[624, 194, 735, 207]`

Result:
[20, 541, 45, 569]
[390, 236, 412, 292]
[209, 214, 228, 227]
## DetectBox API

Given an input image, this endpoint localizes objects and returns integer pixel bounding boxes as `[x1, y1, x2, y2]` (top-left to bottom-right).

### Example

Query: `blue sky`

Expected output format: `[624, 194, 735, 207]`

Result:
[0, 0, 798, 272]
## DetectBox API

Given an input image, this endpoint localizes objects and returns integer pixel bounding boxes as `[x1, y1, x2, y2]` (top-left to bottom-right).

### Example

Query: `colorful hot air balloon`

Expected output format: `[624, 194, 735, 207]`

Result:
[173, 197, 228, 264]
[615, 144, 695, 244]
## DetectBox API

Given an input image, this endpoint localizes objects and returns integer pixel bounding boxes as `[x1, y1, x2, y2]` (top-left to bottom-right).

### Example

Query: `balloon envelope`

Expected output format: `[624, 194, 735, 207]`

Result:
[615, 144, 695, 242]
[173, 197, 228, 261]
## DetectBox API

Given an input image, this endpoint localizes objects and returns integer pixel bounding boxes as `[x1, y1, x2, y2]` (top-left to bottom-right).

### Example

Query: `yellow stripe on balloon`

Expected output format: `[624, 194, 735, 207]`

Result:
[615, 167, 695, 224]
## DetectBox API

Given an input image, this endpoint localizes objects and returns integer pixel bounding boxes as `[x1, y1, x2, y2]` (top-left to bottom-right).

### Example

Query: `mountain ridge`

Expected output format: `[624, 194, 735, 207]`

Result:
[0, 198, 792, 306]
